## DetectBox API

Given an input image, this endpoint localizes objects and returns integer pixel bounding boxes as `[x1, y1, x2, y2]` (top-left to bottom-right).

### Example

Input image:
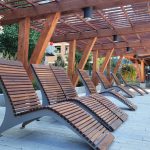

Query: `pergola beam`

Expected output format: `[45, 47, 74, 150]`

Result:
[92, 50, 99, 86]
[113, 55, 123, 75]
[106, 60, 111, 80]
[94, 40, 150, 50]
[100, 48, 114, 73]
[30, 12, 60, 64]
[1, 0, 150, 25]
[72, 37, 97, 87]
[52, 23, 150, 43]
[28, 12, 60, 79]
[110, 55, 123, 82]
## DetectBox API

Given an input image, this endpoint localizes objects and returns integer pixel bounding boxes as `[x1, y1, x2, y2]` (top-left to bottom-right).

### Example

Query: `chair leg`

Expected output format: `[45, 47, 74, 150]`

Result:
[21, 117, 40, 129]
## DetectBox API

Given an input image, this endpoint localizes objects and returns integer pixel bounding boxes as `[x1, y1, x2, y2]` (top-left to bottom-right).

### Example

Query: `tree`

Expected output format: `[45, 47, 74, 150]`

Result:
[0, 24, 40, 60]
[0, 24, 18, 59]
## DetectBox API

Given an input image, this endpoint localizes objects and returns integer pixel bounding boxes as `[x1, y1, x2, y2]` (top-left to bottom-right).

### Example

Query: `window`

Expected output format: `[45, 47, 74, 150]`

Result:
[65, 45, 69, 55]
[55, 46, 61, 53]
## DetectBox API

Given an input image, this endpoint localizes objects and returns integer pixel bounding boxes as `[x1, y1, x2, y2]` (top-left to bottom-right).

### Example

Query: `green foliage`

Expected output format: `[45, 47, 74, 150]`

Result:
[0, 24, 18, 59]
[55, 55, 65, 67]
[97, 57, 105, 67]
[111, 57, 117, 70]
[75, 51, 92, 70]
[121, 64, 137, 82]
[0, 24, 40, 60]
[28, 29, 40, 60]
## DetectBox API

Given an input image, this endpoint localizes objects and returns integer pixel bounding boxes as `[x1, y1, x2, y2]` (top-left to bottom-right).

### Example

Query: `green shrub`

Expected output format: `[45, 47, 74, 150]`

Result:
[121, 64, 137, 82]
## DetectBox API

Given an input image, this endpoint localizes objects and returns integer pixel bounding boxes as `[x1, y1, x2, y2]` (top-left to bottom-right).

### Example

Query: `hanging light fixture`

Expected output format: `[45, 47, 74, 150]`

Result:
[83, 7, 93, 21]
[113, 35, 119, 43]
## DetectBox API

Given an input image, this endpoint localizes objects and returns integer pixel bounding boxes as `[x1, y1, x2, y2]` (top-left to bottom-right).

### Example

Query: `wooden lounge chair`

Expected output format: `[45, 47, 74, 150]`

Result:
[98, 72, 135, 98]
[119, 73, 149, 95]
[0, 59, 114, 150]
[77, 69, 137, 111]
[31, 64, 128, 132]
[111, 73, 144, 96]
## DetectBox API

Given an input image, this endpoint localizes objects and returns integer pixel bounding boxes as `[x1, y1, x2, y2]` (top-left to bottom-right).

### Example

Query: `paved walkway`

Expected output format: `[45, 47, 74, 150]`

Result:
[0, 91, 150, 150]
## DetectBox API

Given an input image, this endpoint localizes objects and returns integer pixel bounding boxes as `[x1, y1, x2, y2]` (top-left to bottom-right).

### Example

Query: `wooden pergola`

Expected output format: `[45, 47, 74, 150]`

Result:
[1, 0, 150, 85]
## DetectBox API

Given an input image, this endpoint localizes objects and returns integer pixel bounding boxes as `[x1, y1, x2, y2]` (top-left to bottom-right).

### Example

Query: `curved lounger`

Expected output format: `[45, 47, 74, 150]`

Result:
[31, 64, 128, 132]
[119, 74, 149, 95]
[77, 69, 137, 111]
[111, 73, 144, 96]
[97, 72, 135, 98]
[0, 59, 114, 150]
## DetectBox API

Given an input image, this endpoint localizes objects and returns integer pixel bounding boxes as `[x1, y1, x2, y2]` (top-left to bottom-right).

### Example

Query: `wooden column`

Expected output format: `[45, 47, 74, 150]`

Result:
[135, 60, 141, 80]
[30, 12, 60, 64]
[100, 48, 114, 73]
[113, 55, 123, 75]
[28, 12, 60, 79]
[92, 50, 99, 86]
[17, 17, 30, 70]
[72, 37, 97, 87]
[110, 55, 123, 83]
[106, 60, 111, 80]
[68, 40, 76, 80]
[140, 59, 145, 83]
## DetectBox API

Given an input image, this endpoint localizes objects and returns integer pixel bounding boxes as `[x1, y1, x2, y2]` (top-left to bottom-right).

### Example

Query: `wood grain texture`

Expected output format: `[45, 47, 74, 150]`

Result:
[17, 17, 30, 70]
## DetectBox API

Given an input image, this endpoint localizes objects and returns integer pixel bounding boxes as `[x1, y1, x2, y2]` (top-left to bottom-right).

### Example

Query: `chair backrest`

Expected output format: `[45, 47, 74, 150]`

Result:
[96, 72, 112, 89]
[111, 73, 121, 85]
[31, 64, 67, 105]
[77, 69, 97, 94]
[0, 59, 41, 116]
[49, 65, 78, 98]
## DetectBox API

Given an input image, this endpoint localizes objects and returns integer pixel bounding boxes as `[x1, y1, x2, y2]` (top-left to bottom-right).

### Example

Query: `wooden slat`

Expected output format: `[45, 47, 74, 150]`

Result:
[32, 65, 67, 104]
[0, 60, 41, 115]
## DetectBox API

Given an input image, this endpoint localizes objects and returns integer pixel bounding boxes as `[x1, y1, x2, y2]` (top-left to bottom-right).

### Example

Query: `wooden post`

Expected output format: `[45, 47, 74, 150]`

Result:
[140, 59, 145, 83]
[30, 12, 60, 64]
[68, 40, 76, 80]
[110, 55, 123, 83]
[17, 17, 30, 70]
[106, 60, 111, 80]
[28, 12, 60, 79]
[113, 55, 123, 75]
[92, 50, 99, 86]
[100, 48, 114, 73]
[72, 37, 97, 87]
[135, 60, 141, 80]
